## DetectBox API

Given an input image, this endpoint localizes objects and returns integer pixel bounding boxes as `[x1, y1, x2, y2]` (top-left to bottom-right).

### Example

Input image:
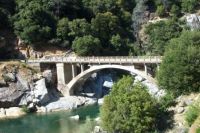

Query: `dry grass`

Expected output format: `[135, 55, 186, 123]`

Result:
[0, 61, 38, 81]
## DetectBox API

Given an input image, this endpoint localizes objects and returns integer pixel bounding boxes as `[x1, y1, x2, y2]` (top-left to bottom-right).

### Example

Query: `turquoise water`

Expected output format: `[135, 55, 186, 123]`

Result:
[0, 105, 100, 133]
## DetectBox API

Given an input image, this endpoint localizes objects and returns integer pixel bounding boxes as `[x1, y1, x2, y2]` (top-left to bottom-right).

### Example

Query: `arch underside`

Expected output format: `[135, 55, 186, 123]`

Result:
[66, 65, 156, 95]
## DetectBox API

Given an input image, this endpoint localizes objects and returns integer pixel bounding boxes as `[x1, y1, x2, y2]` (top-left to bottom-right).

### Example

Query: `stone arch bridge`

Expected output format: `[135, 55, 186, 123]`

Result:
[28, 56, 162, 96]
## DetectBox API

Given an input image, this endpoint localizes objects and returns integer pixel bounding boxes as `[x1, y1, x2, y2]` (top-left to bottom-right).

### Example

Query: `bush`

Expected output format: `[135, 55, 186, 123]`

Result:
[100, 76, 158, 133]
[157, 31, 200, 95]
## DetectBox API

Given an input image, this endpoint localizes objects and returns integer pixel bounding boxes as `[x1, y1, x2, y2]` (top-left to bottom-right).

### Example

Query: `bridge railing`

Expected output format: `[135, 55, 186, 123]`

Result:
[27, 56, 162, 64]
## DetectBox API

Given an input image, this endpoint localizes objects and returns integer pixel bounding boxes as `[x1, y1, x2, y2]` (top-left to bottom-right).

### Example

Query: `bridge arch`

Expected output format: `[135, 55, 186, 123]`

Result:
[66, 64, 156, 95]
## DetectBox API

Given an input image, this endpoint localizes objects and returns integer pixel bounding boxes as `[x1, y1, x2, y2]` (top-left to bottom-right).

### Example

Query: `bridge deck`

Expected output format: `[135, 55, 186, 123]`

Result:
[28, 56, 162, 64]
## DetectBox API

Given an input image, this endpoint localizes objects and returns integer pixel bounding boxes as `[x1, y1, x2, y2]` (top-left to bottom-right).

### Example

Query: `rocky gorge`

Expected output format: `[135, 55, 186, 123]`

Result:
[0, 61, 165, 118]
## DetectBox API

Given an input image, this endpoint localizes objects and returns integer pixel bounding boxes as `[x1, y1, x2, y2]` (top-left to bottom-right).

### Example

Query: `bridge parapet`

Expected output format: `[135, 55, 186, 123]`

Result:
[28, 56, 162, 64]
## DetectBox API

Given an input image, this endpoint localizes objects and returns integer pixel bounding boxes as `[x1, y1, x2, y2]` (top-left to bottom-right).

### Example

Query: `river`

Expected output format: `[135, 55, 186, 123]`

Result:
[0, 104, 100, 133]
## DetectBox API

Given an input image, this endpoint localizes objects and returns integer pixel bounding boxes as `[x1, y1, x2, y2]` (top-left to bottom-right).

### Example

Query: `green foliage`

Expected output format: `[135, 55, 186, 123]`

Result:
[157, 31, 200, 94]
[170, 4, 181, 17]
[91, 12, 120, 44]
[100, 76, 158, 133]
[57, 18, 70, 40]
[72, 35, 101, 56]
[21, 105, 30, 113]
[197, 128, 200, 133]
[68, 19, 91, 38]
[185, 101, 200, 126]
[181, 0, 199, 13]
[14, 0, 56, 44]
[158, 91, 176, 111]
[145, 19, 182, 55]
[156, 5, 165, 17]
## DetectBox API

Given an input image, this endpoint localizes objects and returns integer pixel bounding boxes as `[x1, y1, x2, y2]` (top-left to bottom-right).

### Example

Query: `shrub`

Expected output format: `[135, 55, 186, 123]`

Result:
[100, 76, 158, 133]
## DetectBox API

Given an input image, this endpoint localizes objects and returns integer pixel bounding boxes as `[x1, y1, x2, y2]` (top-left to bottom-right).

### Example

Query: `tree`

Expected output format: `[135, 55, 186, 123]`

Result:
[91, 12, 120, 45]
[157, 31, 200, 95]
[100, 76, 158, 133]
[13, 0, 56, 44]
[46, 0, 84, 19]
[72, 35, 101, 56]
[145, 19, 182, 55]
[68, 19, 91, 38]
[57, 18, 70, 40]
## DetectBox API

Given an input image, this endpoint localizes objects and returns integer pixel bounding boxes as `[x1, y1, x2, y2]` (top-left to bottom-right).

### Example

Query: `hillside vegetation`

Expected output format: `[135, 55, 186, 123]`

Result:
[0, 0, 199, 57]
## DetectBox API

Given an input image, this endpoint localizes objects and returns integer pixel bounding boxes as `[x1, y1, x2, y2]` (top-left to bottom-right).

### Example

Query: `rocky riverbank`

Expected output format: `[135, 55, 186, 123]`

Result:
[0, 61, 99, 118]
[0, 61, 165, 119]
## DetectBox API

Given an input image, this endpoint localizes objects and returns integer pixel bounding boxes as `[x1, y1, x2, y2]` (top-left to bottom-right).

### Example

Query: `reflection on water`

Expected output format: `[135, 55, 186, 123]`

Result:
[0, 105, 100, 133]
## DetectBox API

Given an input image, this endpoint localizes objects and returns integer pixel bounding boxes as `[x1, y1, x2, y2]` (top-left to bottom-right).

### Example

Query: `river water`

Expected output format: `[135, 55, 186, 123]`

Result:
[0, 105, 100, 133]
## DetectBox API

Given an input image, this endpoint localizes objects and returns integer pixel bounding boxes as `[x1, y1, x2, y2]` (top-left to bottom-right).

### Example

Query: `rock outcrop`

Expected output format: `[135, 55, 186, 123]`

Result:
[0, 75, 30, 108]
[34, 78, 50, 105]
[186, 14, 200, 30]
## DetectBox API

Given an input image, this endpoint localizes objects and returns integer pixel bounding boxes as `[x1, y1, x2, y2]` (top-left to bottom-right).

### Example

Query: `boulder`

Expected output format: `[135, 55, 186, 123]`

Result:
[5, 107, 25, 117]
[186, 14, 200, 30]
[45, 96, 87, 112]
[33, 78, 50, 105]
[32, 73, 43, 82]
[42, 70, 52, 83]
[0, 108, 6, 118]
[176, 107, 185, 114]
[0, 75, 30, 108]
[103, 81, 113, 88]
[2, 73, 16, 82]
[134, 75, 144, 82]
